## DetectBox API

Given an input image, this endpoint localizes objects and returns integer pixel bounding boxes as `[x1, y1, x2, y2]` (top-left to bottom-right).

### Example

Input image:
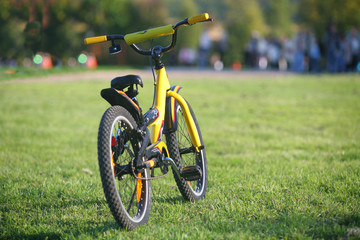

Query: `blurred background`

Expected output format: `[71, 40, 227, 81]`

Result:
[1, 0, 360, 73]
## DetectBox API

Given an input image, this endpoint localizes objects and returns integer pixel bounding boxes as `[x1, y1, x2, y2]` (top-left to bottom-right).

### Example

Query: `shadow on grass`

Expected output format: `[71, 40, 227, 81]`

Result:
[203, 212, 360, 239]
[0, 196, 123, 240]
[3, 191, 359, 239]
[2, 193, 188, 239]
[1, 221, 123, 240]
[1, 182, 192, 240]
[1, 232, 63, 240]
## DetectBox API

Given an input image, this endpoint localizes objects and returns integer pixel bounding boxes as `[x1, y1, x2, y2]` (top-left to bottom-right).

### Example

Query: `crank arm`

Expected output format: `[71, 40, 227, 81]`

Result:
[163, 157, 202, 181]
[163, 157, 181, 179]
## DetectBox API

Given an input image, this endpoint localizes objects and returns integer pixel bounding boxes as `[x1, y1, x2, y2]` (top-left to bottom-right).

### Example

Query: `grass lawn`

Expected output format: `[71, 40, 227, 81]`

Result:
[0, 66, 135, 81]
[0, 72, 359, 239]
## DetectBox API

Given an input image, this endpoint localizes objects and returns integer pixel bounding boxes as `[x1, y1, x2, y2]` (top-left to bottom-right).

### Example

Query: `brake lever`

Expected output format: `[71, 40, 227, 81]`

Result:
[109, 40, 122, 54]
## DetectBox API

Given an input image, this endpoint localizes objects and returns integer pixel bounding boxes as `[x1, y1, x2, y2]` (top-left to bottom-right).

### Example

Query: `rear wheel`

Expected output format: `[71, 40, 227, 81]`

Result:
[98, 106, 151, 230]
[165, 101, 208, 201]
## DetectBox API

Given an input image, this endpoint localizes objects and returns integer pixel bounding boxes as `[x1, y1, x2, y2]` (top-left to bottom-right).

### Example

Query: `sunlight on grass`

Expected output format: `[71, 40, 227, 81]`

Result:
[0, 73, 359, 239]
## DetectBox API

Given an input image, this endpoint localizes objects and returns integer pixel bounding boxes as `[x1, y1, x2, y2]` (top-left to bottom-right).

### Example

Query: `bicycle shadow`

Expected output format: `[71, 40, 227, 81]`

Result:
[2, 187, 187, 239]
[1, 198, 122, 240]
[2, 219, 120, 240]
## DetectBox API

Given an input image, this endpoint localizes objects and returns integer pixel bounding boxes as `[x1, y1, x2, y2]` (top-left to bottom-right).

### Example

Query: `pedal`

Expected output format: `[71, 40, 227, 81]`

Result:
[180, 165, 202, 181]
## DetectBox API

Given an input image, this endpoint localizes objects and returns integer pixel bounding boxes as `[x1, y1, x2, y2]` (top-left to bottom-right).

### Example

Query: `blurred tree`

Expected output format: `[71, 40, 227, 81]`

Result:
[194, 0, 227, 21]
[0, 0, 172, 65]
[299, 0, 360, 38]
[82, 0, 169, 65]
[74, 0, 131, 64]
[129, 0, 169, 31]
[24, 21, 42, 54]
[80, 0, 132, 34]
[264, 0, 293, 37]
[120, 0, 169, 65]
[224, 0, 266, 65]
[176, 0, 201, 49]
[0, 0, 28, 60]
[42, 0, 86, 60]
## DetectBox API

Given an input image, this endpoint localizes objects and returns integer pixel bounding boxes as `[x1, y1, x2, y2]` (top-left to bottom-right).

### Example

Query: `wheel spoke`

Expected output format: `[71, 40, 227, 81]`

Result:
[127, 184, 137, 213]
[124, 143, 135, 158]
[165, 103, 207, 200]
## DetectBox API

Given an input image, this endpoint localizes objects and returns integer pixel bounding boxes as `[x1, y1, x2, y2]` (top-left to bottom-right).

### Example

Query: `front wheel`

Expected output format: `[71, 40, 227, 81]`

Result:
[165, 101, 208, 201]
[97, 106, 151, 230]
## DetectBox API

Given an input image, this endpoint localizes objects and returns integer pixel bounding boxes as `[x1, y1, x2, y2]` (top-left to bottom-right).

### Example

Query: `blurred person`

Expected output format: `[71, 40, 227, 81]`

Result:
[257, 36, 268, 69]
[178, 48, 197, 66]
[198, 31, 212, 68]
[292, 31, 306, 73]
[347, 26, 360, 71]
[218, 31, 228, 63]
[247, 30, 260, 68]
[337, 33, 347, 72]
[325, 24, 341, 73]
[282, 36, 295, 70]
[308, 32, 321, 73]
[344, 32, 353, 71]
[267, 37, 281, 69]
[210, 53, 224, 71]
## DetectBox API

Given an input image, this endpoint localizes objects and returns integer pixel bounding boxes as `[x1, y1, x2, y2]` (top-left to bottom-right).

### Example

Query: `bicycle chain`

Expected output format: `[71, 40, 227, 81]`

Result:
[130, 157, 168, 180]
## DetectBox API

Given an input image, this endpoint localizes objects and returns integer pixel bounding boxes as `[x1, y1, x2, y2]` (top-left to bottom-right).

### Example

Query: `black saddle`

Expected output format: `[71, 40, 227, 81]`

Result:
[111, 75, 143, 90]
[111, 75, 143, 98]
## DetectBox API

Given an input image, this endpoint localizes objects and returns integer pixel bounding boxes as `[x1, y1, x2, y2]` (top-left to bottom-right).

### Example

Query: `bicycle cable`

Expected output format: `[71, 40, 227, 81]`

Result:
[149, 39, 156, 84]
[131, 40, 169, 180]
[149, 39, 157, 109]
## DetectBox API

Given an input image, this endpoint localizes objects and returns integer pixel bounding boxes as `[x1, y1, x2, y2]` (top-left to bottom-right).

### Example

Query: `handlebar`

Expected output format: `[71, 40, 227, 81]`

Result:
[84, 35, 108, 45]
[187, 13, 210, 25]
[84, 13, 212, 54]
[124, 24, 175, 45]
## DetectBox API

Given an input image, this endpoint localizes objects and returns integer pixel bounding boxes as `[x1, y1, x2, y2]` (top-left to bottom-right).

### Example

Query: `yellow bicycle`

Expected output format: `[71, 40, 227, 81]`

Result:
[85, 13, 212, 230]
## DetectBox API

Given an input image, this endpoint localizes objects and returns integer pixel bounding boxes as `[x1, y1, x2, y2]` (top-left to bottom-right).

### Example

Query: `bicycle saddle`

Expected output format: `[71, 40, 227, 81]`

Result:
[111, 75, 143, 91]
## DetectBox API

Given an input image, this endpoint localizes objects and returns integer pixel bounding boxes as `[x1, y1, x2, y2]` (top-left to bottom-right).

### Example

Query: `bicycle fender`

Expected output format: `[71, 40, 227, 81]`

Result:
[101, 88, 142, 124]
[163, 85, 182, 134]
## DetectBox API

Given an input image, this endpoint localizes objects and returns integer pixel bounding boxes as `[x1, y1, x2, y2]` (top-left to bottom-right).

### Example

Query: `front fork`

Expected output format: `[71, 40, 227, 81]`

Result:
[166, 90, 202, 152]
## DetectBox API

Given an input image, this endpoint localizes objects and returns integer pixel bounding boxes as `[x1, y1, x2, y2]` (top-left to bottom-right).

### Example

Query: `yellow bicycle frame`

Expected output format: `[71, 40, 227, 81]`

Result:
[147, 67, 202, 152]
[84, 13, 211, 156]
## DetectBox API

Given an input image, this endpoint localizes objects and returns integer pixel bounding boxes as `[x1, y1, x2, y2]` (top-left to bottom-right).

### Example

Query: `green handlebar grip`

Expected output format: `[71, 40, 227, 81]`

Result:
[124, 24, 175, 45]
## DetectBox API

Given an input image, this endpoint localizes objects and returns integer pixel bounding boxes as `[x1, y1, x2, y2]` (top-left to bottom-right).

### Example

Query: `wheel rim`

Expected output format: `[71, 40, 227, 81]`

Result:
[110, 116, 149, 222]
[176, 107, 206, 197]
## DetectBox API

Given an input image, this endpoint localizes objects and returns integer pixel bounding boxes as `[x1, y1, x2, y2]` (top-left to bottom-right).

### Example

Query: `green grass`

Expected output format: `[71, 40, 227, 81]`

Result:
[0, 73, 359, 239]
[0, 66, 136, 81]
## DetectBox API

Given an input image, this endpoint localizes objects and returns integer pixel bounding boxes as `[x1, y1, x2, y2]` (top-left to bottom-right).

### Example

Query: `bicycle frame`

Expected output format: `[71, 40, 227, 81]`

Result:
[148, 67, 202, 153]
